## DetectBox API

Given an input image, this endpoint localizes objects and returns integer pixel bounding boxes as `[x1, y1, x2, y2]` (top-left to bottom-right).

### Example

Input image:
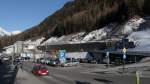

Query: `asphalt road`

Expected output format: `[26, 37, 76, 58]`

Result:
[0, 61, 18, 84]
[22, 61, 150, 84]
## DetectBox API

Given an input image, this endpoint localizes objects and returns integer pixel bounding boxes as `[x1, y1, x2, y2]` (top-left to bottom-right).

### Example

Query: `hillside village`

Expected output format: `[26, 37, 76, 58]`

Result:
[2, 16, 150, 63]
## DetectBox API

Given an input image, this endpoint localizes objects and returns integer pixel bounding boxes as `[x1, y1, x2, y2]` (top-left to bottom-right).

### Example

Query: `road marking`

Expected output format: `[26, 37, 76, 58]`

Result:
[43, 76, 53, 79]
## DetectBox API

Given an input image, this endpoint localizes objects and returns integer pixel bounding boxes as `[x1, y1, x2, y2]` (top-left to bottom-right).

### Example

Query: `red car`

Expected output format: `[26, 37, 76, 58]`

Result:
[32, 64, 49, 76]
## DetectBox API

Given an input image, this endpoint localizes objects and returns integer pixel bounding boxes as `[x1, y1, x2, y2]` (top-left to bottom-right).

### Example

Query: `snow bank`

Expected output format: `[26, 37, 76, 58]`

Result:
[128, 30, 150, 52]
[24, 37, 45, 45]
[123, 18, 145, 34]
[42, 17, 147, 45]
[42, 36, 66, 45]
[83, 28, 107, 42]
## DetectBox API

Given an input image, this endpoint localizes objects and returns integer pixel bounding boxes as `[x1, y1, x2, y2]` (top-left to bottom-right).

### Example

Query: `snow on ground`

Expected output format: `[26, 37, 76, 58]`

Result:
[82, 28, 107, 42]
[23, 37, 45, 50]
[128, 30, 150, 52]
[42, 27, 107, 45]
[42, 32, 85, 45]
[43, 17, 146, 45]
[123, 17, 145, 34]
[127, 16, 150, 52]
[42, 36, 66, 45]
[24, 37, 45, 45]
[39, 16, 149, 49]
[69, 32, 85, 42]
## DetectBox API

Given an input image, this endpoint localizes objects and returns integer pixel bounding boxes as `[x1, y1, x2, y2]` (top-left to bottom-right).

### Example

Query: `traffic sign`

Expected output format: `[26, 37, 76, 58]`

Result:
[123, 54, 126, 60]
[106, 51, 109, 57]
[123, 47, 127, 53]
[105, 51, 110, 68]
[58, 50, 66, 61]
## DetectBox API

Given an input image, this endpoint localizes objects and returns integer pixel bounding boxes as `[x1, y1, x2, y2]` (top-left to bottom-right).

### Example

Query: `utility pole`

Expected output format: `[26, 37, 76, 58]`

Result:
[11, 45, 15, 70]
[122, 47, 127, 73]
[136, 71, 140, 84]
[44, 43, 47, 65]
[106, 51, 110, 68]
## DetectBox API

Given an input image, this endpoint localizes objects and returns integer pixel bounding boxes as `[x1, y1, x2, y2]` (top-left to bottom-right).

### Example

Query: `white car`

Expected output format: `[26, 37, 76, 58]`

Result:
[3, 57, 9, 61]
[61, 61, 79, 67]
[40, 59, 45, 64]
[61, 62, 73, 67]
[45, 60, 50, 64]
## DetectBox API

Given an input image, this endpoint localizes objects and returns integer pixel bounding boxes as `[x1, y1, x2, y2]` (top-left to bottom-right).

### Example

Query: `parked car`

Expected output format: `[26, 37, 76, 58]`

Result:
[0, 59, 3, 64]
[32, 64, 49, 76]
[45, 59, 51, 65]
[61, 59, 79, 67]
[48, 59, 60, 66]
[88, 60, 97, 64]
[50, 60, 59, 66]
[61, 61, 73, 67]
[72, 59, 80, 65]
[2, 57, 9, 61]
[79, 59, 88, 63]
[36, 58, 45, 64]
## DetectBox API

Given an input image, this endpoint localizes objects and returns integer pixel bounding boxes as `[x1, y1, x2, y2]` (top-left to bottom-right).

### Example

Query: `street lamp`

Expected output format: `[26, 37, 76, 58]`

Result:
[11, 45, 15, 70]
[122, 47, 127, 73]
[44, 43, 47, 65]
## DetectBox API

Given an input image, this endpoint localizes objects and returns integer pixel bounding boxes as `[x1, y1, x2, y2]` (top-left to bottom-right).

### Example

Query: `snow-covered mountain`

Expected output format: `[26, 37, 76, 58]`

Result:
[0, 27, 10, 36]
[0, 27, 21, 36]
[11, 30, 21, 35]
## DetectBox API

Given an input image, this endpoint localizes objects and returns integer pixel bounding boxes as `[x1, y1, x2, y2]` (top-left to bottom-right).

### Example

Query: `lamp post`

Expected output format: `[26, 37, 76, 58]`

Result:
[106, 51, 110, 68]
[122, 47, 127, 73]
[11, 45, 15, 70]
[44, 43, 47, 65]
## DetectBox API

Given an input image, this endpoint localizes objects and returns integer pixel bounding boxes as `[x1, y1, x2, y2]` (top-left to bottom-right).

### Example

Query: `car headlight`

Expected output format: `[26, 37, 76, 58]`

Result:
[53, 62, 56, 64]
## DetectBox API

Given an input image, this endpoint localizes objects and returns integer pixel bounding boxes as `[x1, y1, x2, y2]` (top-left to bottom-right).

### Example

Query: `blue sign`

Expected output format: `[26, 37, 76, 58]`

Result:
[123, 54, 126, 60]
[106, 51, 109, 57]
[106, 52, 109, 56]
[58, 50, 66, 61]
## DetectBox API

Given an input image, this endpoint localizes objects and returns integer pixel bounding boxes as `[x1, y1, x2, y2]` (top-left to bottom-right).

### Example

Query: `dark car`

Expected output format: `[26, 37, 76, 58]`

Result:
[32, 64, 49, 76]
[47, 58, 60, 66]
[49, 60, 59, 66]
[0, 59, 3, 64]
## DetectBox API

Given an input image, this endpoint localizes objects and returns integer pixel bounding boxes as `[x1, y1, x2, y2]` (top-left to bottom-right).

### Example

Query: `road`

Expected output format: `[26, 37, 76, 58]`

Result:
[0, 61, 18, 84]
[21, 61, 150, 84]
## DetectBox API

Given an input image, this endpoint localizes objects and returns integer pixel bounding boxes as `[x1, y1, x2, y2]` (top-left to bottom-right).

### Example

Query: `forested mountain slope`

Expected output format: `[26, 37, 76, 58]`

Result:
[0, 0, 150, 48]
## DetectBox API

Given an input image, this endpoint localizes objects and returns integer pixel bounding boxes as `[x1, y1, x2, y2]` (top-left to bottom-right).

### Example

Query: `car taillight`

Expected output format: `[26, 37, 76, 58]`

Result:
[38, 70, 42, 73]
[46, 70, 49, 73]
